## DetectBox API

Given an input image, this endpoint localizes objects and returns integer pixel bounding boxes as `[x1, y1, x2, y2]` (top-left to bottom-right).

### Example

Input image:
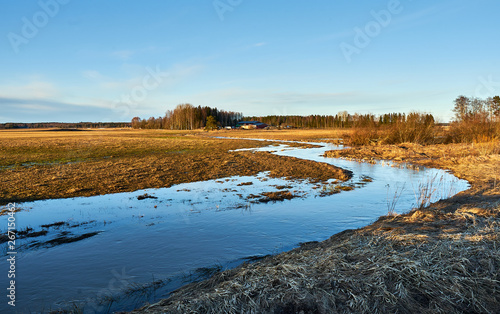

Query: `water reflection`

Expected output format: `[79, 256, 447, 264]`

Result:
[0, 141, 468, 313]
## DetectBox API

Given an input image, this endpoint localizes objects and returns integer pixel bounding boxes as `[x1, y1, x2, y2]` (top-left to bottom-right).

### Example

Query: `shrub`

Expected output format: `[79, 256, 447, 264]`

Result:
[346, 128, 380, 146]
[447, 119, 497, 143]
[382, 112, 435, 145]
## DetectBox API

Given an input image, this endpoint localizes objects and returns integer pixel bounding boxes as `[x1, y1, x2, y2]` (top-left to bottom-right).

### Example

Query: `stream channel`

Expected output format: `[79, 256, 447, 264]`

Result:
[0, 139, 469, 313]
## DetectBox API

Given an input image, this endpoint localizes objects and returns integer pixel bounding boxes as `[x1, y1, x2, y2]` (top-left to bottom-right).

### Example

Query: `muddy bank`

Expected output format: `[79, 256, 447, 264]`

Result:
[130, 143, 500, 313]
[0, 151, 350, 206]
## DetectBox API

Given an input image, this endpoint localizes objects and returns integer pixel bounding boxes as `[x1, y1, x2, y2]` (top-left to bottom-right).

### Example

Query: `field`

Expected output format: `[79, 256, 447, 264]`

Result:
[1, 128, 499, 313]
[0, 128, 350, 206]
[213, 128, 353, 142]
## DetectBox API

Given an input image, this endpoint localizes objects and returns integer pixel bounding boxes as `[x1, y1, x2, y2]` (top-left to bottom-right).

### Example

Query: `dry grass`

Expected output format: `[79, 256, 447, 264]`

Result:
[0, 129, 350, 206]
[213, 128, 351, 143]
[132, 201, 500, 314]
[4, 128, 500, 312]
[325, 142, 500, 191]
[247, 190, 298, 203]
[128, 133, 500, 314]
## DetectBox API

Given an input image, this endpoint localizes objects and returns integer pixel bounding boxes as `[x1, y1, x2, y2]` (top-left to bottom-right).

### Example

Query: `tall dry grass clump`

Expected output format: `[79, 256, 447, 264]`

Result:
[346, 128, 380, 146]
[382, 113, 435, 145]
[447, 119, 498, 143]
[344, 112, 436, 146]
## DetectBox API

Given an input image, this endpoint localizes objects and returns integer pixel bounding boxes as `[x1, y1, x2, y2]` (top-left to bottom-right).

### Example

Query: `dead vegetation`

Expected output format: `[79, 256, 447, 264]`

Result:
[325, 142, 500, 191]
[0, 129, 350, 206]
[213, 128, 352, 143]
[133, 201, 499, 314]
[40, 231, 101, 248]
[247, 191, 298, 203]
[3, 128, 499, 312]
[129, 135, 500, 314]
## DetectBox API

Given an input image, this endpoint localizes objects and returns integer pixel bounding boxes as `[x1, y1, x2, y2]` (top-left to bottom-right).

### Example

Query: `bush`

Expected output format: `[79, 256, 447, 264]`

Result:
[344, 113, 436, 146]
[345, 128, 380, 146]
[382, 112, 435, 145]
[447, 119, 498, 143]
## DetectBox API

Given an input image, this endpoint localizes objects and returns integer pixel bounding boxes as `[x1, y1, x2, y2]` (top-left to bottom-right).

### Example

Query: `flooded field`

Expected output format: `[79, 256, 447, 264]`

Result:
[0, 140, 468, 313]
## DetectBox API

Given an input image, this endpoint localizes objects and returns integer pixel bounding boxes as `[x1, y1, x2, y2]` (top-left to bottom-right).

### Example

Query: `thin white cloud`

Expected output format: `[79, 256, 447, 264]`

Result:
[82, 70, 105, 80]
[110, 46, 164, 61]
[111, 49, 135, 61]
[329, 3, 453, 44]
[82, 63, 202, 93]
[184, 88, 357, 115]
[0, 80, 59, 99]
[0, 96, 120, 123]
[17, 103, 57, 111]
[196, 88, 352, 102]
[391, 5, 442, 27]
[309, 30, 355, 43]
[183, 87, 455, 118]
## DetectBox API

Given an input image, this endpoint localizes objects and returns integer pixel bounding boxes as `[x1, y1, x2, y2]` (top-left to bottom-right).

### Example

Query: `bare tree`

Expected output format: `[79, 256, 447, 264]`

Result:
[453, 95, 470, 122]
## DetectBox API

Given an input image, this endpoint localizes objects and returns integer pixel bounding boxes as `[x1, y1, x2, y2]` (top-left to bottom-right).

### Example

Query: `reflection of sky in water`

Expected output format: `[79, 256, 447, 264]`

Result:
[0, 141, 469, 313]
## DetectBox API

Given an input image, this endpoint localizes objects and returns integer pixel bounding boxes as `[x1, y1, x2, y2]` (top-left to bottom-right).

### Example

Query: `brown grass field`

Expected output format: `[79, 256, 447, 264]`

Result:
[0, 128, 350, 207]
[1, 128, 499, 313]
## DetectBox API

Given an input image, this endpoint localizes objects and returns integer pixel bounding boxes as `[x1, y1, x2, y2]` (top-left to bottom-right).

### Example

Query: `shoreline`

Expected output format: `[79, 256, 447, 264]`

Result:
[129, 141, 500, 313]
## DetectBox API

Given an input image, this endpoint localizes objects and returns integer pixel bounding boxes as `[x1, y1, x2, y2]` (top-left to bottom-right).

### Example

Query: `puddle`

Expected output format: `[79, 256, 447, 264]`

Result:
[0, 141, 469, 313]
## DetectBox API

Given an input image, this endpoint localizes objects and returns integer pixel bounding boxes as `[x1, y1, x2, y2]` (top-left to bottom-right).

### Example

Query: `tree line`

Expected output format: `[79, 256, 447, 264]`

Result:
[0, 122, 131, 129]
[131, 96, 499, 143]
[243, 112, 434, 129]
[450, 95, 500, 142]
[131, 104, 243, 130]
[452, 95, 500, 122]
[132, 104, 436, 130]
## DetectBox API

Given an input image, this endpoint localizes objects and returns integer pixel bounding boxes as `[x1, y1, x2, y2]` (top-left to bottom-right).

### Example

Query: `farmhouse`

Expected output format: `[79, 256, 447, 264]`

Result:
[236, 121, 268, 129]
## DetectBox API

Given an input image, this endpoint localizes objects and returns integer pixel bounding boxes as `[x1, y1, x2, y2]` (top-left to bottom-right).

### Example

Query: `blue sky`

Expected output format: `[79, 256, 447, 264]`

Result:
[1, 0, 499, 123]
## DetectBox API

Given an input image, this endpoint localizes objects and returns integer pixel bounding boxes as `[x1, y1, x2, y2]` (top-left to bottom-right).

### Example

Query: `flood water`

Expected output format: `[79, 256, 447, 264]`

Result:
[0, 140, 469, 313]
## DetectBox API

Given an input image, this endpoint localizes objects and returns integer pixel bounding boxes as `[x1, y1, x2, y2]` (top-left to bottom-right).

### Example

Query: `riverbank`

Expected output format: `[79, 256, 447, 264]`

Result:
[0, 129, 350, 207]
[130, 141, 500, 313]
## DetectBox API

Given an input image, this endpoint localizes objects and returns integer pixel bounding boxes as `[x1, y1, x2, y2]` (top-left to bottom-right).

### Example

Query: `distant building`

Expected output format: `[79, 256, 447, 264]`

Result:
[236, 121, 268, 129]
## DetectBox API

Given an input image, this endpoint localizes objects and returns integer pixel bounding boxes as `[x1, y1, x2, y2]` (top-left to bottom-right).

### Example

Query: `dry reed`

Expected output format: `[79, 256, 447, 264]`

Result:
[133, 201, 499, 313]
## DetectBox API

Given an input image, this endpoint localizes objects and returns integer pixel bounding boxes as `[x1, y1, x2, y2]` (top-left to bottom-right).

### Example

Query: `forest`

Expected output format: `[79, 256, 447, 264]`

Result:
[130, 95, 500, 145]
[131, 104, 242, 130]
[131, 103, 435, 130]
[0, 122, 131, 129]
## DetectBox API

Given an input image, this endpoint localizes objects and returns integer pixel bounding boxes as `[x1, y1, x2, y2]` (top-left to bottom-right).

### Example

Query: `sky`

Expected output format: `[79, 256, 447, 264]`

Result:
[1, 0, 499, 123]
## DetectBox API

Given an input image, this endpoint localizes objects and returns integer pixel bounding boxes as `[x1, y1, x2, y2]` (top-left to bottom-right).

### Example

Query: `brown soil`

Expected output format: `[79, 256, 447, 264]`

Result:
[0, 129, 350, 206]
[130, 141, 500, 314]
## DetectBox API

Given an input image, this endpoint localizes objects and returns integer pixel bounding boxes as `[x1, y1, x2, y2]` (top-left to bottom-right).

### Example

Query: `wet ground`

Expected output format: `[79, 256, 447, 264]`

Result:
[0, 141, 468, 313]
